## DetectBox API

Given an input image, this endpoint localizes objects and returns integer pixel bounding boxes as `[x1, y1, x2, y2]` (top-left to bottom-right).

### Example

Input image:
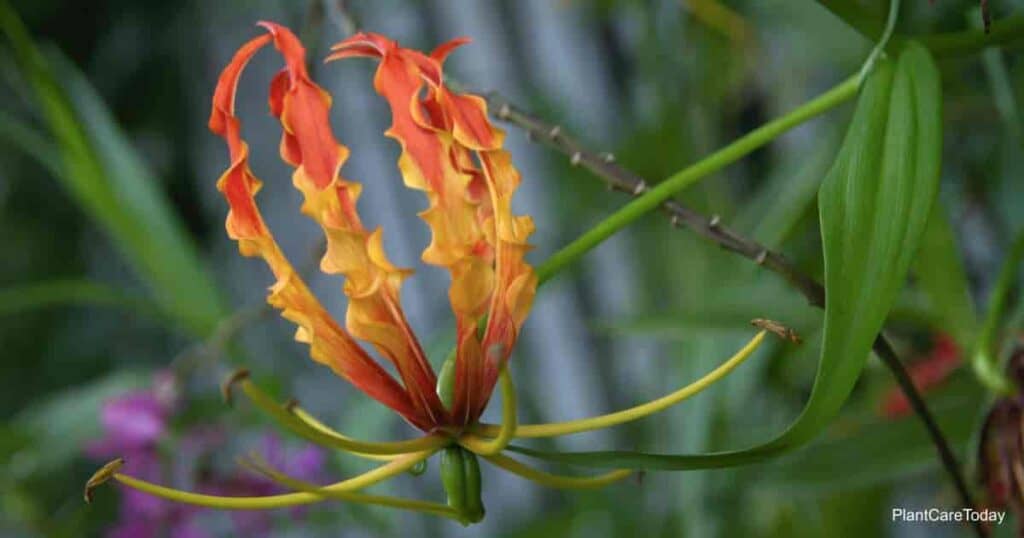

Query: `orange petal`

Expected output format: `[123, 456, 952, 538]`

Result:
[209, 25, 430, 430]
[327, 33, 536, 424]
[470, 150, 536, 420]
[259, 23, 446, 426]
[436, 87, 503, 151]
[430, 37, 471, 63]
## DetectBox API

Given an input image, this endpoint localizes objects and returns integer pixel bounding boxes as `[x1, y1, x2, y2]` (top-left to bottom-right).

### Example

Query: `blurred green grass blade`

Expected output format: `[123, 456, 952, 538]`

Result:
[973, 231, 1024, 394]
[48, 46, 226, 333]
[0, 3, 223, 335]
[734, 137, 836, 247]
[913, 201, 977, 348]
[593, 284, 820, 341]
[979, 37, 1023, 145]
[0, 279, 163, 320]
[591, 315, 754, 341]
[0, 109, 59, 176]
[11, 370, 147, 473]
[508, 44, 942, 470]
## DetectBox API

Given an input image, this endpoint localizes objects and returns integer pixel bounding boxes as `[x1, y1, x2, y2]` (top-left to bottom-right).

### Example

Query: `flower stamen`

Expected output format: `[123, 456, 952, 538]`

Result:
[472, 330, 767, 439]
[236, 452, 461, 520]
[89, 450, 437, 510]
[479, 452, 633, 489]
[84, 458, 124, 503]
[226, 370, 447, 455]
[284, 402, 401, 461]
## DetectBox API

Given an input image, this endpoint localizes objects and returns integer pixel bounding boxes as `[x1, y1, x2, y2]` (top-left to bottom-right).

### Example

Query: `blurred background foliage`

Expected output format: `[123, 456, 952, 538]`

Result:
[0, 0, 1021, 536]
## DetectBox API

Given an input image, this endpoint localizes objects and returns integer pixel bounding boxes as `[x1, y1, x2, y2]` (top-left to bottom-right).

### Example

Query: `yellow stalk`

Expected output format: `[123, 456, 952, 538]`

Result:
[480, 451, 632, 489]
[473, 330, 766, 439]
[104, 450, 436, 510]
[237, 453, 461, 520]
[458, 366, 517, 456]
[236, 377, 447, 455]
[287, 405, 400, 462]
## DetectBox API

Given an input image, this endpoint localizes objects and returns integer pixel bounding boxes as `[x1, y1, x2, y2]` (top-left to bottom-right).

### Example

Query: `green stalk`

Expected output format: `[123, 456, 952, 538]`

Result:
[973, 232, 1024, 395]
[536, 74, 860, 283]
[820, 1, 1024, 59]
[925, 16, 1024, 58]
[857, 0, 900, 84]
[974, 10, 1024, 146]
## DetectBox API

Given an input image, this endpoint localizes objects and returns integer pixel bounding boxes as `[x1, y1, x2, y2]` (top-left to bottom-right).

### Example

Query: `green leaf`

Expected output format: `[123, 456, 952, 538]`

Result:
[0, 4, 223, 335]
[913, 201, 978, 348]
[508, 43, 943, 470]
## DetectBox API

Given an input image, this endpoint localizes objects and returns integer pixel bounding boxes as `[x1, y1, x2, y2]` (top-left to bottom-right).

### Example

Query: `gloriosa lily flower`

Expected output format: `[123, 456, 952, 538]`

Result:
[86, 22, 770, 525]
[213, 22, 537, 434]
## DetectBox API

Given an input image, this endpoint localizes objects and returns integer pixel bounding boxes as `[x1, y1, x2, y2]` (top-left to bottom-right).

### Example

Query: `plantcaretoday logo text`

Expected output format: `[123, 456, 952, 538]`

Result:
[891, 507, 1005, 526]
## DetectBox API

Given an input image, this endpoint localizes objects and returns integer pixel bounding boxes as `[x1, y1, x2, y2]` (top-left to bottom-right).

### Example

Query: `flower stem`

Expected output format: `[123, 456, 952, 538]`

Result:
[857, 0, 901, 85]
[535, 74, 859, 284]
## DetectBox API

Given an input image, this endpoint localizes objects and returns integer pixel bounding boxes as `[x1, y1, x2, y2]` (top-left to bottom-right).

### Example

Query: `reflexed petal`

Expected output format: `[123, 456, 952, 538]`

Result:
[327, 33, 536, 423]
[209, 25, 428, 430]
[474, 150, 537, 418]
[257, 22, 445, 426]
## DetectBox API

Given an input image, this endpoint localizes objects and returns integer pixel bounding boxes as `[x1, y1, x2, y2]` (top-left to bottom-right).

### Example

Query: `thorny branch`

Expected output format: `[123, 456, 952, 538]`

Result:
[487, 94, 826, 308]
[484, 93, 984, 536]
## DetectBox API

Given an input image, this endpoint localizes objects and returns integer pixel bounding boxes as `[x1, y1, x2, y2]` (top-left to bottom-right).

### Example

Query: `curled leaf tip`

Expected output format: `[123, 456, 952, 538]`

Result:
[221, 368, 251, 406]
[283, 397, 300, 412]
[84, 458, 124, 503]
[751, 318, 801, 344]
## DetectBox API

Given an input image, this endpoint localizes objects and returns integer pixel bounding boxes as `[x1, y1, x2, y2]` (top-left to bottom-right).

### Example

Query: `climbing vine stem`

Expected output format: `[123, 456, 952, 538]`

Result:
[535, 74, 859, 283]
